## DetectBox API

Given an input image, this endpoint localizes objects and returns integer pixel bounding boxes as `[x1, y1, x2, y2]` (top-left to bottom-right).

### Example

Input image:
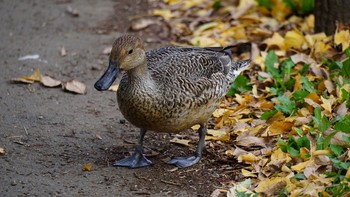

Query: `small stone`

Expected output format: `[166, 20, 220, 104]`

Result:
[11, 180, 17, 186]
[119, 119, 126, 124]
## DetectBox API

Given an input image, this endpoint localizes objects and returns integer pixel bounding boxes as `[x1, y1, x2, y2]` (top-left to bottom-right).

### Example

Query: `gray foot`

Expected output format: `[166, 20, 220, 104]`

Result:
[113, 147, 152, 168]
[167, 155, 200, 168]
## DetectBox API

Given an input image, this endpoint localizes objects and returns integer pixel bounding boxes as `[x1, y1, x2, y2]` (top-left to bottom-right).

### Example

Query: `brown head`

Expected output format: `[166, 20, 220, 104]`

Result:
[94, 35, 146, 91]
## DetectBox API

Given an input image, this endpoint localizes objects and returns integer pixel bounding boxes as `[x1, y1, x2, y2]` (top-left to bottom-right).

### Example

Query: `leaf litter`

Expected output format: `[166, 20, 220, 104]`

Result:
[11, 67, 86, 94]
[129, 0, 350, 196]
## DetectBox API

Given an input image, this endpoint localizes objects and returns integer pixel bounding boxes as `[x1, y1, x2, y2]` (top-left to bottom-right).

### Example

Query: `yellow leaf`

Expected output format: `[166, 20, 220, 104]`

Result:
[152, 9, 174, 20]
[255, 177, 286, 193]
[22, 68, 41, 82]
[108, 84, 119, 92]
[238, 153, 257, 163]
[345, 167, 350, 179]
[191, 124, 200, 130]
[314, 41, 331, 54]
[170, 137, 191, 146]
[242, 169, 257, 177]
[212, 109, 227, 118]
[193, 22, 219, 36]
[83, 163, 92, 171]
[320, 95, 336, 114]
[271, 148, 291, 161]
[334, 30, 350, 51]
[291, 160, 314, 172]
[205, 129, 230, 141]
[284, 30, 306, 50]
[268, 121, 294, 136]
[263, 32, 285, 50]
[190, 36, 219, 47]
[271, 1, 291, 22]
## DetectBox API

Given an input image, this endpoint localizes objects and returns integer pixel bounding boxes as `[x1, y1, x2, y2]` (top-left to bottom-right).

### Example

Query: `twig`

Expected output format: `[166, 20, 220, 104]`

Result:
[160, 179, 181, 186]
[23, 126, 28, 135]
[133, 172, 149, 181]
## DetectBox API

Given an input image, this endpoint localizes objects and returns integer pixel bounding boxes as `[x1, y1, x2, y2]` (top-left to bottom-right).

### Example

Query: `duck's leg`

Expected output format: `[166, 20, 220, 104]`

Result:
[113, 129, 152, 168]
[168, 123, 207, 168]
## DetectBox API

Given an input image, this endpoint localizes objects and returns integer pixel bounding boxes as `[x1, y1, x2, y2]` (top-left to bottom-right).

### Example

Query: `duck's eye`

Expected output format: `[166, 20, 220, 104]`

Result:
[128, 49, 133, 54]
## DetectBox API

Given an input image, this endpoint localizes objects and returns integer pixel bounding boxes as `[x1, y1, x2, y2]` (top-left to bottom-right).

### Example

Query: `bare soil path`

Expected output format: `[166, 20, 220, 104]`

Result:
[0, 1, 240, 196]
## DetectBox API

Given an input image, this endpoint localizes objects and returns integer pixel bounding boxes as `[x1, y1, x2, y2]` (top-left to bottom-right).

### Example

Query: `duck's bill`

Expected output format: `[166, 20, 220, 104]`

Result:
[94, 60, 120, 91]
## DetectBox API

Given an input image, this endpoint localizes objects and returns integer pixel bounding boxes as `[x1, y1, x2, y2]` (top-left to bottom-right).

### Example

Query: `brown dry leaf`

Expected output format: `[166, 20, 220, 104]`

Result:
[40, 75, 61, 87]
[337, 102, 348, 116]
[83, 163, 92, 171]
[170, 137, 191, 146]
[62, 80, 86, 94]
[324, 80, 335, 93]
[236, 134, 267, 147]
[60, 47, 67, 57]
[290, 53, 316, 65]
[0, 148, 5, 155]
[11, 77, 35, 84]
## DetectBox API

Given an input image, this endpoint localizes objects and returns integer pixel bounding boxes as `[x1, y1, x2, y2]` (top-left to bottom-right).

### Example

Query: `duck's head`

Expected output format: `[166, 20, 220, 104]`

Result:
[94, 35, 146, 91]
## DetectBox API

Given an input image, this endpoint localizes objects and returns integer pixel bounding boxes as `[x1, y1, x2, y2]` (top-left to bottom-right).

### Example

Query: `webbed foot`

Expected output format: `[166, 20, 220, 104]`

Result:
[113, 146, 152, 168]
[167, 155, 200, 168]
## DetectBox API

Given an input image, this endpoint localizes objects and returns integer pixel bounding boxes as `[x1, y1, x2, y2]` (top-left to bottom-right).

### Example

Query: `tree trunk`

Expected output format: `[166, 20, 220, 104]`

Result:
[314, 0, 350, 35]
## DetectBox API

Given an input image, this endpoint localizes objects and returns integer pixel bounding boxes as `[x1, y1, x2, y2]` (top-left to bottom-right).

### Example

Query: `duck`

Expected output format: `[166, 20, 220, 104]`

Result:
[94, 35, 250, 168]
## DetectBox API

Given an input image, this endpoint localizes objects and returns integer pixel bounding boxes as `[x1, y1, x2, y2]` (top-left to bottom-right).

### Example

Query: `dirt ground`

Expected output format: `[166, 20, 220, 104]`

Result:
[0, 1, 243, 196]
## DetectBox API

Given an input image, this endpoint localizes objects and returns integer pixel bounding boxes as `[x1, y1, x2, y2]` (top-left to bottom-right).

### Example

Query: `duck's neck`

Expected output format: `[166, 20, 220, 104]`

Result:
[127, 61, 153, 87]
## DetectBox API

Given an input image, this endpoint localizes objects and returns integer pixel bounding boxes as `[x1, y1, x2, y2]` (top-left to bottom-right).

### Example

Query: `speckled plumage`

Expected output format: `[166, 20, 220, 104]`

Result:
[94, 35, 250, 168]
[117, 46, 249, 133]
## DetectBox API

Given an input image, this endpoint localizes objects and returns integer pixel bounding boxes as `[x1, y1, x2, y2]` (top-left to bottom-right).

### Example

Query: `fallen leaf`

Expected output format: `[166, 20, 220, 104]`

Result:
[268, 121, 294, 136]
[22, 68, 41, 82]
[236, 134, 267, 147]
[242, 169, 257, 177]
[334, 30, 350, 51]
[40, 75, 61, 87]
[60, 47, 67, 57]
[227, 179, 255, 197]
[83, 163, 92, 171]
[66, 6, 79, 17]
[0, 148, 5, 155]
[336, 102, 348, 116]
[255, 177, 286, 193]
[152, 9, 174, 20]
[96, 134, 102, 140]
[291, 160, 314, 173]
[238, 153, 257, 163]
[103, 46, 112, 55]
[205, 129, 230, 141]
[62, 80, 86, 94]
[131, 18, 157, 31]
[170, 137, 191, 146]
[11, 77, 35, 84]
[108, 84, 119, 92]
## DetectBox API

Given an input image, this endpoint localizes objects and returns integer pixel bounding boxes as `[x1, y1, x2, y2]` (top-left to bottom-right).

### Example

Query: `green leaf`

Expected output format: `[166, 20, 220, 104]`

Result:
[265, 50, 280, 78]
[312, 107, 331, 133]
[294, 127, 303, 137]
[293, 173, 306, 180]
[345, 48, 350, 57]
[292, 90, 309, 102]
[299, 0, 314, 15]
[334, 115, 350, 133]
[330, 144, 345, 156]
[274, 96, 296, 115]
[300, 63, 310, 75]
[281, 58, 294, 81]
[341, 58, 350, 78]
[342, 135, 350, 146]
[324, 131, 338, 148]
[261, 110, 277, 120]
[227, 74, 252, 96]
[296, 135, 310, 149]
[301, 76, 316, 93]
[287, 146, 300, 157]
[256, 0, 273, 9]
[212, 0, 221, 9]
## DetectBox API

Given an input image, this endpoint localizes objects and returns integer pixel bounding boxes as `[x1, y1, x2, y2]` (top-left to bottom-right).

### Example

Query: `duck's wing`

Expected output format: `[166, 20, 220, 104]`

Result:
[148, 47, 250, 101]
